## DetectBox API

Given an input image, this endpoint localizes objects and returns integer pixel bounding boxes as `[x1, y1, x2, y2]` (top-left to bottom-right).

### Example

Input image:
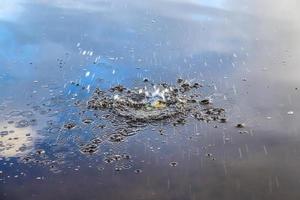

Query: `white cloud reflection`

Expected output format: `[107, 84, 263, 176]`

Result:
[0, 122, 38, 158]
[0, 0, 24, 21]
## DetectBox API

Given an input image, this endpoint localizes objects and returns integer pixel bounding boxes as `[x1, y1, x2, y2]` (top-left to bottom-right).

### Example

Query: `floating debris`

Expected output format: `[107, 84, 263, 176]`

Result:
[103, 156, 115, 164]
[109, 133, 125, 143]
[63, 122, 76, 130]
[80, 143, 99, 154]
[15, 120, 30, 128]
[110, 85, 126, 92]
[205, 153, 213, 157]
[219, 118, 227, 123]
[76, 80, 227, 161]
[82, 118, 94, 124]
[80, 138, 102, 154]
[0, 131, 8, 136]
[10, 79, 226, 171]
[103, 153, 131, 164]
[200, 99, 210, 105]
[36, 149, 45, 155]
[239, 130, 249, 134]
[193, 108, 225, 122]
[169, 161, 178, 167]
[236, 123, 245, 128]
[134, 169, 142, 174]
[122, 154, 131, 160]
[88, 80, 225, 125]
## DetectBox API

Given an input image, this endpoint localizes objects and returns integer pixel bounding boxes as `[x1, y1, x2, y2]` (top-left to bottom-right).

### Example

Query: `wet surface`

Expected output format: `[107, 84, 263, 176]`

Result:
[1, 0, 300, 199]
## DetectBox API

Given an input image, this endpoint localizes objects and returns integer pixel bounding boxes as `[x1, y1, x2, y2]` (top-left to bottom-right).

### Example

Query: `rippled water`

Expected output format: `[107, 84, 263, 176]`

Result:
[1, 0, 300, 199]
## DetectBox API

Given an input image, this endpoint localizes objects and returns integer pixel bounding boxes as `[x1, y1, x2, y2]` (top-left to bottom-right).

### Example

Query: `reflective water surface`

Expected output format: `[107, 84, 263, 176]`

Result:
[1, 0, 300, 199]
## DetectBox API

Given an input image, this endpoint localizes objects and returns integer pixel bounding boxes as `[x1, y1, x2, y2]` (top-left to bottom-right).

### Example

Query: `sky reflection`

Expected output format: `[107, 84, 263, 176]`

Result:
[1, 0, 300, 199]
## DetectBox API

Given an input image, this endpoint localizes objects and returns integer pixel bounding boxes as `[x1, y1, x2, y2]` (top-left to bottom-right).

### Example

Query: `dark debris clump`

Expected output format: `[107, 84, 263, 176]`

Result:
[80, 138, 102, 154]
[64, 122, 76, 130]
[80, 79, 226, 155]
[87, 79, 225, 125]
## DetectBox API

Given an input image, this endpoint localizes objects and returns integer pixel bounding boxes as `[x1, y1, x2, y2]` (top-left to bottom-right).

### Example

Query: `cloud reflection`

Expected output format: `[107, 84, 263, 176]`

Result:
[0, 121, 37, 158]
[0, 0, 24, 21]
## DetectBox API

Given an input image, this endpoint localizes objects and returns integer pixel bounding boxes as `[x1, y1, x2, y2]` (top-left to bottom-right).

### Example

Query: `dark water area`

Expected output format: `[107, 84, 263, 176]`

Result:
[1, 0, 300, 199]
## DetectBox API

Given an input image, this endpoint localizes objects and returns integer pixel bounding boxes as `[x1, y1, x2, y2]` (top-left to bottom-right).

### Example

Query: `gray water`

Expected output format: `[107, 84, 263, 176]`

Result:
[1, 0, 300, 199]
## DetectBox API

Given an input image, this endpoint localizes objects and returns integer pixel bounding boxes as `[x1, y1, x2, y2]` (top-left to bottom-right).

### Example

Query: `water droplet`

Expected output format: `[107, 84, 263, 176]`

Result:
[287, 111, 294, 115]
[115, 167, 122, 172]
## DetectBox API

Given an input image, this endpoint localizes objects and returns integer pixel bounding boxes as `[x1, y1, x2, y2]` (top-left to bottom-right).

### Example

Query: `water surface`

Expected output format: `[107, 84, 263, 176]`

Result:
[1, 0, 300, 199]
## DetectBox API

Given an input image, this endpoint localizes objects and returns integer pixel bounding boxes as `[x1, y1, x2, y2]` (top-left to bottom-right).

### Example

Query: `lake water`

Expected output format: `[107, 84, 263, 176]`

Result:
[1, 0, 300, 199]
